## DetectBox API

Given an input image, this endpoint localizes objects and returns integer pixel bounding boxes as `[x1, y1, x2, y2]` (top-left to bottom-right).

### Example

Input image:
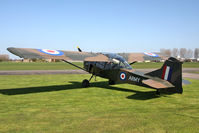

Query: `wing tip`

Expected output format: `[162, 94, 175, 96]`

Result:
[7, 47, 14, 53]
[7, 47, 23, 58]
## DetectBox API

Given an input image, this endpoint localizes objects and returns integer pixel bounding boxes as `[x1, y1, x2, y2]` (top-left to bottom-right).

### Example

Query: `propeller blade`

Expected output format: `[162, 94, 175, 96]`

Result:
[77, 46, 82, 52]
[129, 61, 137, 65]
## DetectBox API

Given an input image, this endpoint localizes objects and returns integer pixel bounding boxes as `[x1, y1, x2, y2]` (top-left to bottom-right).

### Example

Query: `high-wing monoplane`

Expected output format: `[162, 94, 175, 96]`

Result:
[7, 47, 183, 95]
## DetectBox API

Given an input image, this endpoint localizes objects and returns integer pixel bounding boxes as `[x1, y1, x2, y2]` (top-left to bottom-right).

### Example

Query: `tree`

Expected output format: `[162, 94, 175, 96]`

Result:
[160, 48, 171, 57]
[172, 48, 178, 57]
[164, 49, 171, 57]
[0, 54, 9, 61]
[185, 49, 193, 59]
[180, 48, 187, 58]
[194, 48, 199, 59]
[160, 48, 166, 56]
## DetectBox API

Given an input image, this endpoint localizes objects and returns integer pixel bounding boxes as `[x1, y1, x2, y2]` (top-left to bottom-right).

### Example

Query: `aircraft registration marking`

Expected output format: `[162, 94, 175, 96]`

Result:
[128, 75, 140, 82]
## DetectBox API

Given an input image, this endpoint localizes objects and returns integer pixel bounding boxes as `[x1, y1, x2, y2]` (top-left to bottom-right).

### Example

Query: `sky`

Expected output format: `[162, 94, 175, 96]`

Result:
[0, 0, 199, 59]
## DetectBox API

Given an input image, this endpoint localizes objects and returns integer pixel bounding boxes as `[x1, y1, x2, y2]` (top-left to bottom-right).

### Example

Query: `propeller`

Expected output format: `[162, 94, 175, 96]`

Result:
[129, 61, 137, 65]
[77, 46, 82, 52]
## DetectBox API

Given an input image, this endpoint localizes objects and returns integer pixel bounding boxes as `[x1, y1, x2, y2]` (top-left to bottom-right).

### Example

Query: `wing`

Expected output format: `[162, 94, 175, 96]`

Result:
[118, 52, 162, 62]
[7, 47, 100, 61]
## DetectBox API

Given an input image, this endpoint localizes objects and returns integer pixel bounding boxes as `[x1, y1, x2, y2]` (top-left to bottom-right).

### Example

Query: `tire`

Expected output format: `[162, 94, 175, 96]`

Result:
[82, 79, 90, 87]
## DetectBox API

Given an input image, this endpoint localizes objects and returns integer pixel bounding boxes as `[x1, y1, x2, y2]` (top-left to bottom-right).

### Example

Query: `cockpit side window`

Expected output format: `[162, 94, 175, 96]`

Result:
[104, 62, 112, 70]
[96, 62, 106, 69]
[110, 58, 132, 70]
[104, 62, 118, 70]
[119, 62, 126, 68]
[102, 53, 132, 70]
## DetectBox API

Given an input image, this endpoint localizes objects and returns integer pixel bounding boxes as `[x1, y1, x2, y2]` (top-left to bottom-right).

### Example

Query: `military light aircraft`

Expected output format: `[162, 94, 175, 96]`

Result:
[7, 47, 183, 95]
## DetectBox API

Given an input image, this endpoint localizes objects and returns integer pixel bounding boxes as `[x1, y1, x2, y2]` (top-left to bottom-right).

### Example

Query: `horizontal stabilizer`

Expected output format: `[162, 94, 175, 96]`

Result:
[142, 79, 174, 89]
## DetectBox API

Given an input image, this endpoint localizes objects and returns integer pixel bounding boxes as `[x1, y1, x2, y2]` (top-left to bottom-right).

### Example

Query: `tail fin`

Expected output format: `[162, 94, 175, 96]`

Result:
[146, 57, 183, 93]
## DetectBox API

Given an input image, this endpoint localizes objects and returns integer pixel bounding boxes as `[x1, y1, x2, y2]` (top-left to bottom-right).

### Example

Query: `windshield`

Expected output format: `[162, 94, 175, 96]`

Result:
[102, 53, 132, 70]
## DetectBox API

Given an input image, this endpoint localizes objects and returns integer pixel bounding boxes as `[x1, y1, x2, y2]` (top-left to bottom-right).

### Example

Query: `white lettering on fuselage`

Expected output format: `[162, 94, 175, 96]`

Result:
[128, 76, 140, 82]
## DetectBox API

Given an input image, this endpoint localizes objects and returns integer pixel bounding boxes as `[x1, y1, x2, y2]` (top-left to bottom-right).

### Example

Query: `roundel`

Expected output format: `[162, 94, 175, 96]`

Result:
[144, 52, 159, 57]
[38, 49, 64, 56]
[120, 72, 126, 80]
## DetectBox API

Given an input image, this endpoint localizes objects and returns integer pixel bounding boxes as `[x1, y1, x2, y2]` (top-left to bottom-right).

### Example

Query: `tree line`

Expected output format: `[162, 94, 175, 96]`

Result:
[160, 48, 199, 59]
[0, 54, 9, 62]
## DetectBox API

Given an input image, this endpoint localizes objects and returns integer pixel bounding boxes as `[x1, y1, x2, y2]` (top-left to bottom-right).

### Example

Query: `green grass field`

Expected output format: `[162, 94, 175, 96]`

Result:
[0, 74, 199, 133]
[0, 61, 199, 70]
[0, 62, 83, 70]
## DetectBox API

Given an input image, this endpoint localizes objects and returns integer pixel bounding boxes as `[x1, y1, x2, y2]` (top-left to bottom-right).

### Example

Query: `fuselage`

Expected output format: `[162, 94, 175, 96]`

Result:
[83, 53, 132, 77]
[83, 53, 151, 88]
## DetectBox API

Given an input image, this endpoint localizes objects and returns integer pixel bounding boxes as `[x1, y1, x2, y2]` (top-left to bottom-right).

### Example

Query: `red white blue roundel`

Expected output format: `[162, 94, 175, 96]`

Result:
[144, 52, 159, 57]
[38, 49, 64, 56]
[120, 72, 126, 80]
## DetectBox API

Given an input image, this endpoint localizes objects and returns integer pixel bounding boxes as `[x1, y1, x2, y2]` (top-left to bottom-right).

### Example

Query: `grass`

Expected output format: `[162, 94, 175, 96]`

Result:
[189, 71, 199, 74]
[182, 62, 199, 68]
[0, 61, 198, 70]
[0, 74, 199, 133]
[0, 62, 83, 70]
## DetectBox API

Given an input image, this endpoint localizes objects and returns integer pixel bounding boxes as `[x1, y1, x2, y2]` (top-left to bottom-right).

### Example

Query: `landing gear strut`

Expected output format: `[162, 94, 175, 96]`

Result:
[82, 75, 94, 88]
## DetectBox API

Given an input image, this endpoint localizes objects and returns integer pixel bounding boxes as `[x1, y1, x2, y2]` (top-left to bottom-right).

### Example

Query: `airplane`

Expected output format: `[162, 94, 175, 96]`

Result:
[7, 47, 183, 95]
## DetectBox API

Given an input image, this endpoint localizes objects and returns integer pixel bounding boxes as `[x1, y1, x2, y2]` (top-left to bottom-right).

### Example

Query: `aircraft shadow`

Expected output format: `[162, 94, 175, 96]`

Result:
[0, 81, 162, 100]
[0, 82, 82, 96]
[91, 82, 160, 100]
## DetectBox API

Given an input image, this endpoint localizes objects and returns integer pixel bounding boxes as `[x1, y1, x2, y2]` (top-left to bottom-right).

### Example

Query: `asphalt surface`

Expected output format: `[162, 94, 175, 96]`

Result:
[0, 68, 199, 79]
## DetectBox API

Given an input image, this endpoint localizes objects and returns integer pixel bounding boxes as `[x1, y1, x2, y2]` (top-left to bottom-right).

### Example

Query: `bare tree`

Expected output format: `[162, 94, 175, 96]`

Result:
[180, 48, 187, 58]
[172, 48, 178, 57]
[160, 48, 171, 57]
[194, 48, 199, 59]
[165, 49, 171, 57]
[160, 48, 166, 56]
[0, 54, 10, 61]
[185, 49, 193, 59]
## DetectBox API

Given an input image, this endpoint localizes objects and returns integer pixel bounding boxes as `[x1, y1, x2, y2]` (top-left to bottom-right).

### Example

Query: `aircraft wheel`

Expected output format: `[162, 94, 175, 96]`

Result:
[108, 80, 115, 85]
[82, 79, 90, 88]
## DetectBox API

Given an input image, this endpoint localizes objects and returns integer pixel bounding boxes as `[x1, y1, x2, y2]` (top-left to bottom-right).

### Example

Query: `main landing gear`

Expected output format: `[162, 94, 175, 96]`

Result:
[82, 79, 90, 87]
[82, 75, 95, 88]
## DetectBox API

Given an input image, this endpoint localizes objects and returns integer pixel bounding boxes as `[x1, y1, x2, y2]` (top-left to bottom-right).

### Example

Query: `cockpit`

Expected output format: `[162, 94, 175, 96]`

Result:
[102, 53, 132, 70]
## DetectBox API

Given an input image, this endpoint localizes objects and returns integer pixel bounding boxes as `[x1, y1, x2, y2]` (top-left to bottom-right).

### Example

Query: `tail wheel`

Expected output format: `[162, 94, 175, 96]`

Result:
[82, 79, 90, 88]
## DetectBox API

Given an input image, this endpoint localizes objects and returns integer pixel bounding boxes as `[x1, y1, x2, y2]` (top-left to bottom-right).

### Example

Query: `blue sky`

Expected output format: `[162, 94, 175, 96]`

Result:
[0, 0, 199, 59]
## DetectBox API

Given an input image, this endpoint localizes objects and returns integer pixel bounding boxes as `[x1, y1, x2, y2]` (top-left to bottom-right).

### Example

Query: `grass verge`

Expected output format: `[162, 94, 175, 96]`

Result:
[0, 62, 83, 70]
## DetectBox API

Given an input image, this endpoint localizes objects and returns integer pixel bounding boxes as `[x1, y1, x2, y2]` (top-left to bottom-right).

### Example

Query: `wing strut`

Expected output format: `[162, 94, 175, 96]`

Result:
[62, 60, 87, 72]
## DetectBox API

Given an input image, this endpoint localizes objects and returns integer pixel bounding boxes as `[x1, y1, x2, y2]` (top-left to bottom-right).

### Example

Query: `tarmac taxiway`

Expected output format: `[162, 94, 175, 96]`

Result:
[0, 68, 198, 79]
